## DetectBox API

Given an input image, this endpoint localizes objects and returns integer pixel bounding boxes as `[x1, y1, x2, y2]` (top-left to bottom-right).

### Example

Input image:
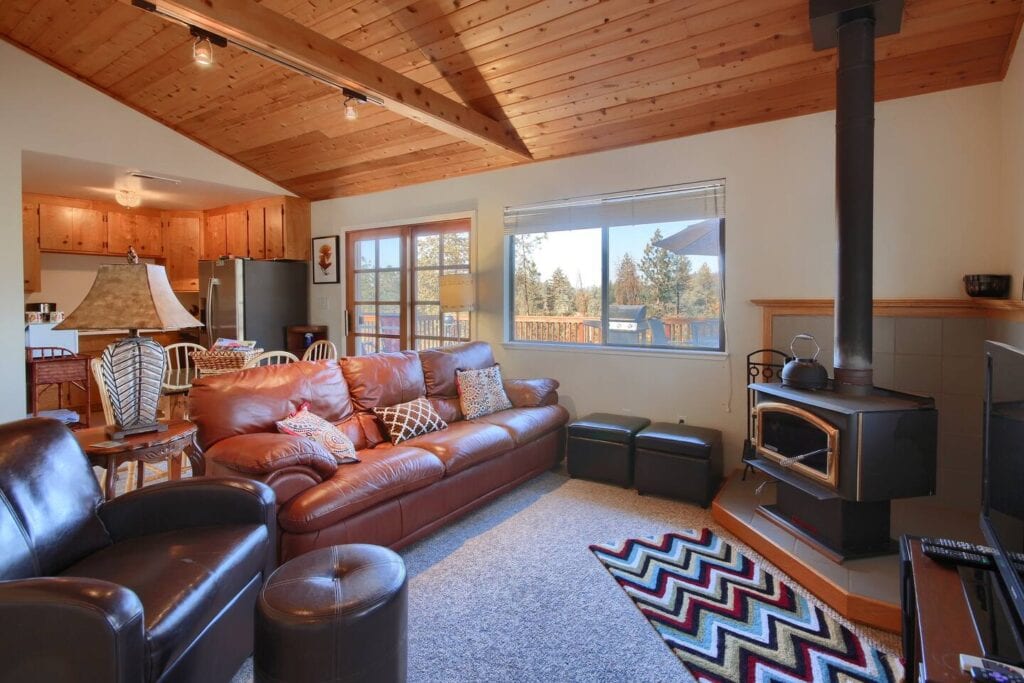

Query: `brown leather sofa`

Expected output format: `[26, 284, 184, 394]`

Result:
[191, 342, 568, 562]
[0, 417, 276, 683]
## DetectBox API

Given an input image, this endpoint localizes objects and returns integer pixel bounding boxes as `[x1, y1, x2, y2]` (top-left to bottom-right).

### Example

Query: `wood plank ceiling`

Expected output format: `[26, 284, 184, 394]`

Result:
[2, 0, 1021, 200]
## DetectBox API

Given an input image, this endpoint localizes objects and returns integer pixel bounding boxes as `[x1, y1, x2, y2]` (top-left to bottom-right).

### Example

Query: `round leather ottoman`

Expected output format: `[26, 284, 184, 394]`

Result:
[255, 544, 408, 683]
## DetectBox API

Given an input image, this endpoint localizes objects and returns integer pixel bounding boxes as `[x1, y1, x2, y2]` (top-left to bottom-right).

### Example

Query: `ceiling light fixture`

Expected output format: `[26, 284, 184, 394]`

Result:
[188, 25, 227, 67]
[193, 36, 213, 66]
[116, 189, 142, 209]
[342, 88, 368, 121]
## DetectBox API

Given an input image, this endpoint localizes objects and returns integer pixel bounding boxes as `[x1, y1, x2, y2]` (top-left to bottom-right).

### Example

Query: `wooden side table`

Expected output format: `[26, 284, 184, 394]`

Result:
[75, 419, 202, 501]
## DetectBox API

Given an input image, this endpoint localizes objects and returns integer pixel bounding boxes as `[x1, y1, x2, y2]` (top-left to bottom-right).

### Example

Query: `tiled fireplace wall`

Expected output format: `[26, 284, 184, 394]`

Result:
[771, 315, 1024, 512]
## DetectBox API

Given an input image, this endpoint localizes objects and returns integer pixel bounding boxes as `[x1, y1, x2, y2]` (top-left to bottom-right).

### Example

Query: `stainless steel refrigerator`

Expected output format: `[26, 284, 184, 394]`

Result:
[199, 258, 309, 350]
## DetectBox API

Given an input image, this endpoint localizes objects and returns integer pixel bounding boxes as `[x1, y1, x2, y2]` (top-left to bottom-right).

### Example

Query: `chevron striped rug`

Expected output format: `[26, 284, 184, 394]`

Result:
[590, 529, 904, 683]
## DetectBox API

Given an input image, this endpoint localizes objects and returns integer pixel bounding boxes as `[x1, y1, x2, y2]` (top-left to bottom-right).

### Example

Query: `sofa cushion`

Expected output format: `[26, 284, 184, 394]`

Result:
[456, 365, 512, 419]
[277, 403, 359, 464]
[503, 378, 560, 408]
[341, 351, 425, 411]
[61, 524, 268, 680]
[190, 361, 353, 451]
[473, 405, 570, 446]
[419, 341, 495, 398]
[206, 432, 339, 479]
[402, 420, 514, 476]
[374, 397, 448, 445]
[279, 446, 444, 533]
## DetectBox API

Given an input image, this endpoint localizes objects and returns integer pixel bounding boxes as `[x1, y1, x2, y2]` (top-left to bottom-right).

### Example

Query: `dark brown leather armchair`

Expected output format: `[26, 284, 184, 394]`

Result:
[0, 418, 276, 683]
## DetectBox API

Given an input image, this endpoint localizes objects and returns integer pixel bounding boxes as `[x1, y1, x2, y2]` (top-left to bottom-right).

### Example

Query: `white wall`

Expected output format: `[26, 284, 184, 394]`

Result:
[312, 81, 1006, 469]
[0, 42, 286, 420]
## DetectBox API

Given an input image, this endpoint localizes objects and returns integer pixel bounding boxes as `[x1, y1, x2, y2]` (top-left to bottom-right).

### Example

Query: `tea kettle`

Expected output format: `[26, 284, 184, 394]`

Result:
[781, 334, 829, 390]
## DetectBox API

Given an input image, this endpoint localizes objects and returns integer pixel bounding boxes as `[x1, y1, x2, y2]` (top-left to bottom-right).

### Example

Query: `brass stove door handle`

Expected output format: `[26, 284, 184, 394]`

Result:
[779, 447, 830, 468]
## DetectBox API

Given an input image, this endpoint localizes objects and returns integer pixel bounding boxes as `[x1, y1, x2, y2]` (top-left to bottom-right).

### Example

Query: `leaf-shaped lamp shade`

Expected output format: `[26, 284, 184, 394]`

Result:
[56, 264, 201, 438]
[55, 264, 201, 333]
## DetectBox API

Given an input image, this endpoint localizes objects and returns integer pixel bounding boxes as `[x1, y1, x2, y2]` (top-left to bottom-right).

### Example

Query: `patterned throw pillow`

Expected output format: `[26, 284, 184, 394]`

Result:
[277, 403, 359, 464]
[374, 397, 448, 445]
[456, 365, 513, 420]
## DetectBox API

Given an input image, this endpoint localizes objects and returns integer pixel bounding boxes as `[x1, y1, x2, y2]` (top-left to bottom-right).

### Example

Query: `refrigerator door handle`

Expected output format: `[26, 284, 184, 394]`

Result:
[206, 276, 219, 344]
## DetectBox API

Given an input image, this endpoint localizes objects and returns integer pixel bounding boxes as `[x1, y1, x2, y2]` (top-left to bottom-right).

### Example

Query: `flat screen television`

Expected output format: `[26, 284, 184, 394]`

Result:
[982, 341, 1024, 644]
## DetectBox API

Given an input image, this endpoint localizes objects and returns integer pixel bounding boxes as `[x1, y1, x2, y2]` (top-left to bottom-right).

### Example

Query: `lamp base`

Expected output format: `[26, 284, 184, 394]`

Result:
[106, 421, 168, 441]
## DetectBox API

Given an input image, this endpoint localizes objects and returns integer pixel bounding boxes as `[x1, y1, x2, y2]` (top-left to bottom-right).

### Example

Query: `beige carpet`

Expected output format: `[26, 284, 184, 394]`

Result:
[232, 467, 899, 682]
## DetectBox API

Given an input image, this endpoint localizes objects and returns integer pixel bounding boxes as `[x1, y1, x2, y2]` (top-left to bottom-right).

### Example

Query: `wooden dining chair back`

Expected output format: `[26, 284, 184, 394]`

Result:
[163, 343, 205, 389]
[243, 350, 300, 369]
[301, 340, 338, 362]
[90, 358, 115, 426]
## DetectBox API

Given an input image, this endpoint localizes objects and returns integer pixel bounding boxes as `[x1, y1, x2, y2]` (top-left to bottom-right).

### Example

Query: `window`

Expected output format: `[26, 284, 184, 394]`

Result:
[346, 219, 471, 356]
[505, 181, 725, 351]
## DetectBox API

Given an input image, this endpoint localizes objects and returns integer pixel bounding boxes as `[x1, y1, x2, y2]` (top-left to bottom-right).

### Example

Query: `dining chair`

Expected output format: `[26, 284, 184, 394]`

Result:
[243, 350, 300, 369]
[301, 340, 338, 362]
[163, 342, 205, 419]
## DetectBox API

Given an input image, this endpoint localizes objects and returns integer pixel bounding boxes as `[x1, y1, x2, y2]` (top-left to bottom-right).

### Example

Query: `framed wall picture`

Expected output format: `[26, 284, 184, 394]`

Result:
[312, 235, 340, 284]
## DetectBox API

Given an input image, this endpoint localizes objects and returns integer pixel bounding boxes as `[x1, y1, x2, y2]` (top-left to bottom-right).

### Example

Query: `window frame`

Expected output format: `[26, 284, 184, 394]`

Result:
[344, 217, 472, 355]
[505, 219, 726, 354]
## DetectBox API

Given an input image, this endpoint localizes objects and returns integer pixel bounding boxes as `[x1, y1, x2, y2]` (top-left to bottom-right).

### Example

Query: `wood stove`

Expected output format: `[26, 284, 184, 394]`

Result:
[744, 0, 938, 561]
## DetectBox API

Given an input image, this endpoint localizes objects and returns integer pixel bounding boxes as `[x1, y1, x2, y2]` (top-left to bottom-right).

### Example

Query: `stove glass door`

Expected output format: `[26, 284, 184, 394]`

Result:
[756, 402, 839, 488]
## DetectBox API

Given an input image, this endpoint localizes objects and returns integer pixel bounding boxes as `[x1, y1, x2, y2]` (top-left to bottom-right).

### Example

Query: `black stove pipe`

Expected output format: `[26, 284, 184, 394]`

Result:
[832, 9, 875, 390]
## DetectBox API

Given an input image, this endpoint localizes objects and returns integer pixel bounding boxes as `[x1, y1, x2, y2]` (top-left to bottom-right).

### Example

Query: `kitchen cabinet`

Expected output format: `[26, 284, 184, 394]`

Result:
[23, 202, 40, 293]
[225, 210, 248, 257]
[202, 214, 227, 260]
[39, 203, 106, 254]
[252, 198, 310, 260]
[164, 213, 202, 292]
[38, 204, 74, 251]
[247, 206, 265, 259]
[107, 210, 164, 257]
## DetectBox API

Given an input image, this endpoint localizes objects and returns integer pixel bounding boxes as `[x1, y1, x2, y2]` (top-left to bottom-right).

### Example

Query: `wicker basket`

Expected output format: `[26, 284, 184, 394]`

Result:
[191, 348, 264, 376]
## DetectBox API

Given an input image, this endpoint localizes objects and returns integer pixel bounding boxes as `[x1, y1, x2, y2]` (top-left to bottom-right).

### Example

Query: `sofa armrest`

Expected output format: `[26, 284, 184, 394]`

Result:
[0, 577, 145, 682]
[206, 433, 339, 479]
[504, 378, 560, 408]
[99, 477, 276, 541]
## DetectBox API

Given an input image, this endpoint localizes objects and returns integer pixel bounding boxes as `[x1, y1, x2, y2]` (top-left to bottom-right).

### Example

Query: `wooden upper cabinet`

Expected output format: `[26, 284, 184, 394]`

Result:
[133, 214, 164, 257]
[107, 211, 133, 254]
[202, 214, 227, 260]
[72, 207, 105, 253]
[164, 213, 202, 292]
[225, 210, 248, 257]
[39, 204, 74, 251]
[264, 203, 285, 260]
[247, 207, 266, 259]
[282, 197, 311, 260]
[23, 203, 40, 293]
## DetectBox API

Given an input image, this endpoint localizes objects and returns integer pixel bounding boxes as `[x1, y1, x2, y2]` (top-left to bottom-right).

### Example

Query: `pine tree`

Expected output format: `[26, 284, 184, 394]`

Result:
[640, 229, 680, 317]
[612, 253, 643, 305]
[674, 255, 694, 316]
[573, 272, 590, 316]
[688, 263, 721, 318]
[513, 235, 547, 315]
[546, 267, 575, 315]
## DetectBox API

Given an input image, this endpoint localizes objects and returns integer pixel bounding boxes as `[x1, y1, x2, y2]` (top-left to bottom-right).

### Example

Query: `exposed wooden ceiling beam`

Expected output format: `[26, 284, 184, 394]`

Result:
[120, 0, 533, 161]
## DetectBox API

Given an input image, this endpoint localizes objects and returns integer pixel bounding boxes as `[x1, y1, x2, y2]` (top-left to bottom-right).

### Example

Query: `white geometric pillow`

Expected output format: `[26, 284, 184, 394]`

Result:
[457, 365, 513, 420]
[374, 397, 448, 445]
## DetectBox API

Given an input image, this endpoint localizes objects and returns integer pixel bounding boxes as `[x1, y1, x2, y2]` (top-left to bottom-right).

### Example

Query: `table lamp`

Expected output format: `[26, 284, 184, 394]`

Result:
[56, 257, 202, 439]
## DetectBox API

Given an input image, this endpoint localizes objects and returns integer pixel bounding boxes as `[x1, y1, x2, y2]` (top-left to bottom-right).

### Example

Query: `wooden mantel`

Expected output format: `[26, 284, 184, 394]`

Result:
[752, 298, 1024, 348]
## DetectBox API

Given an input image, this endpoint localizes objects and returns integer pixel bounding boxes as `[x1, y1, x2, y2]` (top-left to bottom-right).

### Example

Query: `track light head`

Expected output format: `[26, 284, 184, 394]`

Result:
[193, 36, 214, 66]
[344, 98, 359, 121]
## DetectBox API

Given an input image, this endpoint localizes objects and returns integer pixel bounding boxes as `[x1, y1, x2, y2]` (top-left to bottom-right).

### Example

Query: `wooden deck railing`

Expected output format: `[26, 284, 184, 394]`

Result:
[512, 315, 719, 346]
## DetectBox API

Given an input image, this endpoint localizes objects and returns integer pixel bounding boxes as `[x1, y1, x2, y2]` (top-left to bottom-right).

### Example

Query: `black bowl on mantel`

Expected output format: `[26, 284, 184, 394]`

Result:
[963, 274, 1011, 299]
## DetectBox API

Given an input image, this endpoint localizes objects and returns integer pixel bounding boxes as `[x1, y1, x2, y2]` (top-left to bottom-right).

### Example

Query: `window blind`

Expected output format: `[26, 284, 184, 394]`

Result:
[503, 179, 725, 236]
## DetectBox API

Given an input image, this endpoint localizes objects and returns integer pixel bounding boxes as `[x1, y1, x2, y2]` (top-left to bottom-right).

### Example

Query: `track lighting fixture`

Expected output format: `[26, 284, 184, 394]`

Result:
[193, 36, 213, 66]
[188, 25, 226, 67]
[344, 99, 358, 121]
[342, 88, 368, 122]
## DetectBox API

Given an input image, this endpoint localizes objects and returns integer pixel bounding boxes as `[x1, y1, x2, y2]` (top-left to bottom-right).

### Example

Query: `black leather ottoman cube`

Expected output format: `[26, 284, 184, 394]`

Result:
[567, 413, 651, 487]
[634, 423, 723, 507]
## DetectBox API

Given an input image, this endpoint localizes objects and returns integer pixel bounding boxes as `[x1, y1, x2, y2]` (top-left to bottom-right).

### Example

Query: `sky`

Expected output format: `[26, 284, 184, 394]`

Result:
[528, 220, 719, 288]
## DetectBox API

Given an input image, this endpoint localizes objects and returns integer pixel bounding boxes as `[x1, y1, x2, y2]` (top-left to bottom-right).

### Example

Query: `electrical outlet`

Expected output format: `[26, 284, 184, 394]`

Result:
[678, 415, 686, 424]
